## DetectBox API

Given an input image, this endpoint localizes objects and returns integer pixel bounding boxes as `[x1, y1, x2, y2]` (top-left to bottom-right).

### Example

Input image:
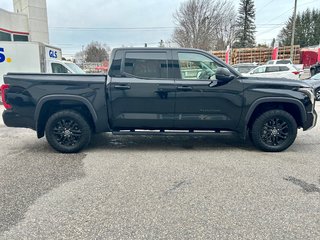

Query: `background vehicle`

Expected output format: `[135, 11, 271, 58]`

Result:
[244, 64, 301, 80]
[304, 73, 320, 100]
[266, 59, 304, 72]
[1, 48, 317, 153]
[310, 62, 320, 76]
[0, 41, 84, 85]
[232, 63, 257, 74]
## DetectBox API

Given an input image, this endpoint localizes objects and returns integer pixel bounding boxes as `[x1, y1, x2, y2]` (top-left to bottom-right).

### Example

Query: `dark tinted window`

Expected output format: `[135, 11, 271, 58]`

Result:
[13, 34, 28, 42]
[0, 31, 11, 41]
[108, 50, 122, 77]
[266, 66, 280, 72]
[279, 66, 289, 71]
[276, 60, 291, 64]
[124, 52, 168, 79]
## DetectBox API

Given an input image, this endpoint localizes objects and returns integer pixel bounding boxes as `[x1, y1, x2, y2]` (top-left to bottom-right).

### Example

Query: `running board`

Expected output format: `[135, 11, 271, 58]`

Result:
[112, 130, 225, 136]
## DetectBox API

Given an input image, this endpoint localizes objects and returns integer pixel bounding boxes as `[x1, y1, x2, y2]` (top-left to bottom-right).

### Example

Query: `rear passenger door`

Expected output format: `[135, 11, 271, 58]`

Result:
[108, 49, 176, 129]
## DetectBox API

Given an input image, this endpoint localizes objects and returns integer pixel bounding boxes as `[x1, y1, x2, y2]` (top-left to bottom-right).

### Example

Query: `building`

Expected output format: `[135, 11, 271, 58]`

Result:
[0, 0, 49, 43]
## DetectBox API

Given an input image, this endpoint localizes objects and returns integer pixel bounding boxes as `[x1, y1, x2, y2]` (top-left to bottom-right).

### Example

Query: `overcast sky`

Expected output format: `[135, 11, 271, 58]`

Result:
[1, 0, 319, 56]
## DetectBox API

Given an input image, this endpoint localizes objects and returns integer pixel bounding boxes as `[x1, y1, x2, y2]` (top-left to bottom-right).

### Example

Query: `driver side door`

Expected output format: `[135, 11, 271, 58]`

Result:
[173, 50, 244, 130]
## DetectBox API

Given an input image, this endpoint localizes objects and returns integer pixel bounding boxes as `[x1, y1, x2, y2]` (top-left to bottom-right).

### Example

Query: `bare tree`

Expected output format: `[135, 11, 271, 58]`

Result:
[85, 41, 110, 62]
[173, 0, 236, 51]
[213, 1, 237, 50]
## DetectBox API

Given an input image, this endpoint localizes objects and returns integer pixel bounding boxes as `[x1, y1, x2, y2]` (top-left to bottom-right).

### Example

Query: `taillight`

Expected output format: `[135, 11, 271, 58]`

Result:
[0, 84, 12, 109]
[292, 71, 300, 75]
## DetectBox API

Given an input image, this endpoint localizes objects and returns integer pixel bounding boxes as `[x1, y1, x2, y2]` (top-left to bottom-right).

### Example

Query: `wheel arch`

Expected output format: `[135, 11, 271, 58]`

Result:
[35, 95, 98, 138]
[242, 97, 306, 138]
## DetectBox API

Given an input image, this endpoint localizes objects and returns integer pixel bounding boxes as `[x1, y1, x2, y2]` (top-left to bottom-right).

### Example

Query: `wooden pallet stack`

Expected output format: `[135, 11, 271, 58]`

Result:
[212, 45, 301, 65]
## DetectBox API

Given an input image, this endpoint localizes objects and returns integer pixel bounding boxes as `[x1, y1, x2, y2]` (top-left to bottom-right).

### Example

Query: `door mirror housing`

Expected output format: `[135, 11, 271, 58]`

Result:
[216, 67, 235, 81]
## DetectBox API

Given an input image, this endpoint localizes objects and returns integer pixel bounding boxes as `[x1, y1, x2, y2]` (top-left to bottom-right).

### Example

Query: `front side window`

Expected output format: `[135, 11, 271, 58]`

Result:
[178, 52, 219, 80]
[0, 31, 11, 41]
[124, 52, 168, 79]
[51, 63, 69, 73]
[253, 66, 266, 74]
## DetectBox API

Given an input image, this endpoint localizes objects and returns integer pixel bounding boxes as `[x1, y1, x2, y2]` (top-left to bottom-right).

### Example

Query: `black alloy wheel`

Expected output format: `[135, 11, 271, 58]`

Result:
[250, 110, 297, 152]
[45, 110, 91, 153]
[315, 88, 320, 101]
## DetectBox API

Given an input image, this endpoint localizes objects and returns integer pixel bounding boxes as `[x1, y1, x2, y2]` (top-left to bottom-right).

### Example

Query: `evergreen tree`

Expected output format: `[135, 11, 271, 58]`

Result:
[233, 0, 256, 48]
[278, 9, 320, 47]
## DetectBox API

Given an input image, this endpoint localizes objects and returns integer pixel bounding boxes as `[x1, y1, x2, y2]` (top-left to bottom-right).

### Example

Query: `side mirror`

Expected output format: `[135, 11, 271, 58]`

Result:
[216, 67, 235, 81]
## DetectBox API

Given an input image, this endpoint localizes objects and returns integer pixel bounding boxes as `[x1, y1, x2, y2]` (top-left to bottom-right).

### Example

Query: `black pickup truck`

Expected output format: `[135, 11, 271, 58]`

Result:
[1, 48, 317, 153]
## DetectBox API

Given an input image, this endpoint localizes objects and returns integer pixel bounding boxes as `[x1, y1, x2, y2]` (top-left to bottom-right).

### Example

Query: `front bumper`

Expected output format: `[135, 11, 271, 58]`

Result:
[303, 108, 317, 130]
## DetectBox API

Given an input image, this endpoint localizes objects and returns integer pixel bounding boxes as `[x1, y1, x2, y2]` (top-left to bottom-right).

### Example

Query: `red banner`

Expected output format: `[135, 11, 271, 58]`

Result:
[225, 45, 230, 64]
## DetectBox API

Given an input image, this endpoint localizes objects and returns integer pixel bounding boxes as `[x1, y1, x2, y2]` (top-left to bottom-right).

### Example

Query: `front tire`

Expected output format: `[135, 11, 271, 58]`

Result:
[310, 68, 315, 76]
[315, 88, 320, 101]
[250, 110, 297, 152]
[45, 110, 92, 153]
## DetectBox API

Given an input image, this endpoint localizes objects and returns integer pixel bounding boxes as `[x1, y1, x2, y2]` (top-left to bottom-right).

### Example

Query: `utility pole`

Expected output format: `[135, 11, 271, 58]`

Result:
[290, 0, 298, 61]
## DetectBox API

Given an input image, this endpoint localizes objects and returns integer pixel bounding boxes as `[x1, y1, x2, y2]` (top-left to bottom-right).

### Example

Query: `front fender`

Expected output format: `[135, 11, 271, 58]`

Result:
[239, 97, 307, 139]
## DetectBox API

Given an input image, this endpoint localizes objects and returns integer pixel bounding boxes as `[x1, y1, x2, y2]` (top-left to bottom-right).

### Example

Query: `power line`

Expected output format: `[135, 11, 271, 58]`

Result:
[256, 0, 276, 14]
[49, 26, 175, 31]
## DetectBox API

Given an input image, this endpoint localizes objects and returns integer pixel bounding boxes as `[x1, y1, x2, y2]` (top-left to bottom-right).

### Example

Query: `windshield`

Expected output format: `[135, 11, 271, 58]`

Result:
[65, 62, 86, 74]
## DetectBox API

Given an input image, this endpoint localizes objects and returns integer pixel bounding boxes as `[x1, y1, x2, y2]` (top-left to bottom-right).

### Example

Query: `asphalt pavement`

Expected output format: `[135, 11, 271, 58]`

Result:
[0, 104, 319, 240]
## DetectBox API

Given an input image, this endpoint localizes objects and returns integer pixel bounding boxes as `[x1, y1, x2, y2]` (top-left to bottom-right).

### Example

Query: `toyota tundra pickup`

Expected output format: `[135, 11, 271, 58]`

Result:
[1, 48, 317, 153]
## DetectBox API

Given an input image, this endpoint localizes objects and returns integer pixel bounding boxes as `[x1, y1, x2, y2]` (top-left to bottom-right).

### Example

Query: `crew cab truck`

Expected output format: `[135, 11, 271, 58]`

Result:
[1, 48, 317, 153]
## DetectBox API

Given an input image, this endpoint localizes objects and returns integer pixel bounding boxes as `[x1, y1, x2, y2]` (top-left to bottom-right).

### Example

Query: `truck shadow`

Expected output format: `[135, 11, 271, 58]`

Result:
[87, 132, 256, 152]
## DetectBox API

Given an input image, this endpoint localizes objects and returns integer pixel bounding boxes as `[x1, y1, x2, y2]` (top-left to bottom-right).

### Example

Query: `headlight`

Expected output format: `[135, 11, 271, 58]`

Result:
[298, 87, 315, 103]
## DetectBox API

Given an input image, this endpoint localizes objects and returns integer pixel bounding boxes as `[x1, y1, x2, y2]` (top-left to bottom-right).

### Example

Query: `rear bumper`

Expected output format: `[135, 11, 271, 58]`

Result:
[2, 110, 35, 130]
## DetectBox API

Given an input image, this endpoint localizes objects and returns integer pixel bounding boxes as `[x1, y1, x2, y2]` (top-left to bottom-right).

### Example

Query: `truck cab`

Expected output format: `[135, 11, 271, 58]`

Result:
[47, 60, 85, 74]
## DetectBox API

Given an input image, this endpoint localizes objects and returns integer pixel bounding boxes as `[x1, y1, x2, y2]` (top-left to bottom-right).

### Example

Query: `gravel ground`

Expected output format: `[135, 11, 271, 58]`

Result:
[0, 104, 319, 240]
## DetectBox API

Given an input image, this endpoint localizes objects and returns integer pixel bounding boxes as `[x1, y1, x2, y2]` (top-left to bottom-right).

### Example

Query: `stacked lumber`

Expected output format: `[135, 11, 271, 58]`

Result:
[212, 45, 300, 65]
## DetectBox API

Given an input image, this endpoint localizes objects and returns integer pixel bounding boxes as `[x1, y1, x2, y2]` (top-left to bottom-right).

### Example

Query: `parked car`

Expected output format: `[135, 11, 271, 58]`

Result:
[266, 59, 304, 72]
[1, 48, 317, 153]
[244, 64, 301, 80]
[232, 63, 257, 74]
[304, 73, 320, 100]
[310, 62, 320, 76]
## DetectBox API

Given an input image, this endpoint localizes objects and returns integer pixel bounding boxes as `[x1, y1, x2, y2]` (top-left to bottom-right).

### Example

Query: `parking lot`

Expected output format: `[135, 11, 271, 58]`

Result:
[0, 104, 319, 239]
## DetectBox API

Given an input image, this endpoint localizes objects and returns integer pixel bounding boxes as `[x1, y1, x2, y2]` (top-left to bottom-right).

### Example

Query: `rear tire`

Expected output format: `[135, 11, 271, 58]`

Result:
[45, 110, 91, 153]
[250, 110, 297, 152]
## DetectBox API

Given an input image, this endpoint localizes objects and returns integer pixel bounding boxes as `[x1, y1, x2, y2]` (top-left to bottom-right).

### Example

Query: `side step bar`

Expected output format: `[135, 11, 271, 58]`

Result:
[112, 130, 225, 136]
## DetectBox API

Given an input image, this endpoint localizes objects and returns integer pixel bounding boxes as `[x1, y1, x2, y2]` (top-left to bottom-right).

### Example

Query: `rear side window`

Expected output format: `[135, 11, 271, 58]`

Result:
[124, 52, 168, 79]
[266, 66, 280, 72]
[276, 60, 291, 64]
[279, 66, 289, 71]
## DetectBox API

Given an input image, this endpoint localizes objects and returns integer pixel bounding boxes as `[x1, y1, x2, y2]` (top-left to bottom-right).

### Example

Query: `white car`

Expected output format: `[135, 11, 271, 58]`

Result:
[244, 64, 301, 80]
[266, 59, 304, 72]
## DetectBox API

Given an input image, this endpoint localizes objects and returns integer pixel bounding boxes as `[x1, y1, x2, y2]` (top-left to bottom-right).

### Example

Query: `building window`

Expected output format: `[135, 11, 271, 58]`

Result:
[13, 34, 28, 42]
[0, 31, 11, 41]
